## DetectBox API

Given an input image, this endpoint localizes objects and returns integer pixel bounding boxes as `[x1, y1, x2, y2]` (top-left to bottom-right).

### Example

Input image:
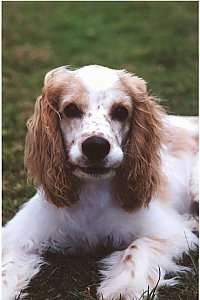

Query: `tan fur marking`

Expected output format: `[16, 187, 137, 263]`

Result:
[59, 78, 88, 113]
[123, 254, 133, 263]
[166, 126, 198, 156]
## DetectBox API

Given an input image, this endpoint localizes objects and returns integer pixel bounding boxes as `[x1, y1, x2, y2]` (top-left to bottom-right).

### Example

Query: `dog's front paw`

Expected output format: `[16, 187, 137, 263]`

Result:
[97, 264, 142, 300]
[97, 276, 140, 300]
[97, 250, 159, 300]
[2, 251, 43, 300]
[2, 263, 23, 300]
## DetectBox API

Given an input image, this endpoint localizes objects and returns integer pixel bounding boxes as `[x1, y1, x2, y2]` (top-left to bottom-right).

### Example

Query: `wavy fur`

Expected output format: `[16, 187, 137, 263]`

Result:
[24, 74, 78, 206]
[113, 73, 164, 210]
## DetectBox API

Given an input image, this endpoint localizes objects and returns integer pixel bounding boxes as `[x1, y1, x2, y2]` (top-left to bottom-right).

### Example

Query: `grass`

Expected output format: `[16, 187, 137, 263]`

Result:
[3, 2, 198, 299]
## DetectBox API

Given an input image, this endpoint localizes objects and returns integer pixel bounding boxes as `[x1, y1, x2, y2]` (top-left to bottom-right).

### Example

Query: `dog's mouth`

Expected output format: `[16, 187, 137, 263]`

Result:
[79, 166, 111, 175]
[73, 165, 115, 179]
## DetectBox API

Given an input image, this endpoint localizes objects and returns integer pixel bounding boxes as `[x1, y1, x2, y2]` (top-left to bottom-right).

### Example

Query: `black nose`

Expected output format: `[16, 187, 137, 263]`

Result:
[82, 136, 110, 161]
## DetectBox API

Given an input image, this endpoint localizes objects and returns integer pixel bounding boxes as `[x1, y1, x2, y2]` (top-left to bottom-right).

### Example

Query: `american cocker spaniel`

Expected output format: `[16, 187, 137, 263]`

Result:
[2, 65, 198, 300]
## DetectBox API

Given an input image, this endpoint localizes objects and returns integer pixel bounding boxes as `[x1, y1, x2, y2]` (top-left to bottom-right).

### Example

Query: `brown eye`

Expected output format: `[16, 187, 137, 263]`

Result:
[111, 105, 129, 122]
[63, 103, 83, 119]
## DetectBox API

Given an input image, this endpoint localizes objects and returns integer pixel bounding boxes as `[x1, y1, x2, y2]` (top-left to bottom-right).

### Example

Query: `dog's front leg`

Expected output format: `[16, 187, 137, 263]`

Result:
[2, 192, 62, 300]
[97, 210, 198, 300]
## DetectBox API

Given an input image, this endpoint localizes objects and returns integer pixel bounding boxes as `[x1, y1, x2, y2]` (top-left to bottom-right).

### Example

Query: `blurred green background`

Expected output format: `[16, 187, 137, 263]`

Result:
[2, 2, 198, 299]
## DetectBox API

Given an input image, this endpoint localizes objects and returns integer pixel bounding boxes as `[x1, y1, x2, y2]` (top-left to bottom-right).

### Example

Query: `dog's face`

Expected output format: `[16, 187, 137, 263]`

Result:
[59, 66, 133, 179]
[25, 64, 163, 209]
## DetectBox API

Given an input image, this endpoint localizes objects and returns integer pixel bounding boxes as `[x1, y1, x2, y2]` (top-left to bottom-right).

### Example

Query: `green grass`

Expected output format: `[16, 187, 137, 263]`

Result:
[3, 2, 198, 299]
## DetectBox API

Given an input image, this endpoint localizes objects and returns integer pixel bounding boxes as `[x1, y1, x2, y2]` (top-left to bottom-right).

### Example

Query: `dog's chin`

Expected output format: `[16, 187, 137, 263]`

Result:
[73, 166, 116, 180]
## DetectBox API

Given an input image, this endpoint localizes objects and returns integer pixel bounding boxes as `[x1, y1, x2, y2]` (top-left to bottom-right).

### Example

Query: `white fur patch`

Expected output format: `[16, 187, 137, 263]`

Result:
[75, 65, 119, 92]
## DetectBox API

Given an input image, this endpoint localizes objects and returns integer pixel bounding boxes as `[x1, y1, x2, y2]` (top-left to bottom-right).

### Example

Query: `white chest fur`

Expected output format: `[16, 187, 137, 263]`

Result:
[49, 180, 141, 251]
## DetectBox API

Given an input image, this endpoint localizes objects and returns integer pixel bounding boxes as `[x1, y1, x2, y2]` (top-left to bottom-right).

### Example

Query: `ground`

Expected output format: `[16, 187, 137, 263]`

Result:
[3, 2, 198, 299]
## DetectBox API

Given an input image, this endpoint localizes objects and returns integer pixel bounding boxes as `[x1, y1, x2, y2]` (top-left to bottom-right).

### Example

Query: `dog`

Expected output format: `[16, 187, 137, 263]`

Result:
[2, 65, 198, 300]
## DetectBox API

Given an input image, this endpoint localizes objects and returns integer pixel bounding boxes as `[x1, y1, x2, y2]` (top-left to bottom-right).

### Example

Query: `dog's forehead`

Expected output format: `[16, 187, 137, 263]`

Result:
[75, 65, 119, 93]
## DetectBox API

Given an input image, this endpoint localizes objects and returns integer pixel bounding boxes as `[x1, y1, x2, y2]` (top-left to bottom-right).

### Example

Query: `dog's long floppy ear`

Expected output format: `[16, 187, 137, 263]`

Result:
[24, 67, 78, 206]
[113, 71, 165, 211]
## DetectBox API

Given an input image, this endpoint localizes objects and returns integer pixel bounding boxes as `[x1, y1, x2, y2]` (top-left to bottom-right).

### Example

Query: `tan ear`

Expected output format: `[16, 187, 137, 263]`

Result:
[44, 65, 72, 85]
[113, 71, 164, 211]
[24, 68, 78, 206]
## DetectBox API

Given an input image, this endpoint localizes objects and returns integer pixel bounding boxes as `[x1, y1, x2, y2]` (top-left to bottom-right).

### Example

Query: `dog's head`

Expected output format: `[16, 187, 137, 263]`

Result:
[25, 65, 164, 210]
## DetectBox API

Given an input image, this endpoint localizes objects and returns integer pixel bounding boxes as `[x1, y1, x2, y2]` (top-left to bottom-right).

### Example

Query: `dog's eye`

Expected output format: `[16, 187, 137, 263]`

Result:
[63, 103, 83, 119]
[111, 105, 129, 122]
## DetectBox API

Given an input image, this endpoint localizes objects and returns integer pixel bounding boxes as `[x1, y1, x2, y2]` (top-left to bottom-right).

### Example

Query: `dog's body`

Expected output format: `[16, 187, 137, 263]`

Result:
[2, 65, 198, 300]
